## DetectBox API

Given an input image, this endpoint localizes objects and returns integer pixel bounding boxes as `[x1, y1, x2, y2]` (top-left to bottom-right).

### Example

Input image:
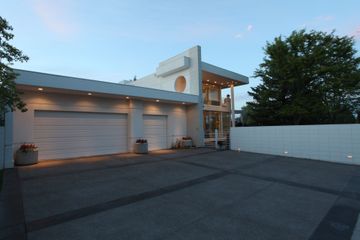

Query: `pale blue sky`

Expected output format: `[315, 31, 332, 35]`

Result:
[2, 0, 360, 108]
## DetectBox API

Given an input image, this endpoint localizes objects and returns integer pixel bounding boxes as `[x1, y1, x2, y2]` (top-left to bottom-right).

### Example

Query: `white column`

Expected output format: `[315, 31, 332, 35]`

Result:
[230, 84, 235, 127]
[214, 128, 218, 149]
[128, 100, 144, 152]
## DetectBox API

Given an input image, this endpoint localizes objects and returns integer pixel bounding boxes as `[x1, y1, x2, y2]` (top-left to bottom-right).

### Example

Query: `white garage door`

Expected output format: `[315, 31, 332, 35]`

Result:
[34, 111, 128, 160]
[143, 115, 167, 151]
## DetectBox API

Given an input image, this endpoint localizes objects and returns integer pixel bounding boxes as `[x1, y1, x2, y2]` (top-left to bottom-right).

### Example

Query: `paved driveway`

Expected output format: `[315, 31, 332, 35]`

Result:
[17, 149, 360, 240]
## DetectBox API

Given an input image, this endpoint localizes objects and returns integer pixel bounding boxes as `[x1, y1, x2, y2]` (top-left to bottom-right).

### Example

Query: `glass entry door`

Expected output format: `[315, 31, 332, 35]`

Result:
[203, 111, 220, 138]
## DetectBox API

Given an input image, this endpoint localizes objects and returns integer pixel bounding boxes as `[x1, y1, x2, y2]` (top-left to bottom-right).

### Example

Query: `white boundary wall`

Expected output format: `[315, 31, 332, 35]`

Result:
[0, 127, 4, 169]
[230, 124, 360, 165]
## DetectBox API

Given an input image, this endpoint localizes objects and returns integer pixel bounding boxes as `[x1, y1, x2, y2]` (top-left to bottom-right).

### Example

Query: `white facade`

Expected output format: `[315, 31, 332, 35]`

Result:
[230, 125, 360, 165]
[133, 46, 202, 95]
[3, 46, 248, 168]
[7, 91, 187, 165]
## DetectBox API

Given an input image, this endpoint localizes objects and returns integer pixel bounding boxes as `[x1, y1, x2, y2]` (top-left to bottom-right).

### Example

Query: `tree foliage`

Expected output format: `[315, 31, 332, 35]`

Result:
[247, 29, 360, 125]
[0, 16, 29, 124]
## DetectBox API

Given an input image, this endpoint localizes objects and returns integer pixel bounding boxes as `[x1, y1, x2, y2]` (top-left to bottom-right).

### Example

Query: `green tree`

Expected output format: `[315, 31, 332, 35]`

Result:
[247, 29, 360, 125]
[239, 105, 256, 126]
[0, 16, 29, 125]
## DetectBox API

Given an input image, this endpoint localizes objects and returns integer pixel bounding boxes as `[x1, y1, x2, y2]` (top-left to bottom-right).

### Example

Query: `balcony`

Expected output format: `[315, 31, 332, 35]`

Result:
[203, 99, 231, 112]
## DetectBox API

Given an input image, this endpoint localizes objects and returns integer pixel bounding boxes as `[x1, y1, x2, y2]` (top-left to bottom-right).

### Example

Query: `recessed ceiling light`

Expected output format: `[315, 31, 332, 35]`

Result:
[38, 87, 43, 91]
[87, 93, 92, 96]
[207, 79, 210, 82]
[214, 81, 217, 83]
[156, 99, 160, 102]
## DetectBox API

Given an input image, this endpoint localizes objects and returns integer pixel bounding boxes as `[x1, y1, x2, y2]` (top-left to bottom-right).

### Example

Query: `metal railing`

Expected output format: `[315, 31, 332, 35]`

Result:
[204, 129, 230, 150]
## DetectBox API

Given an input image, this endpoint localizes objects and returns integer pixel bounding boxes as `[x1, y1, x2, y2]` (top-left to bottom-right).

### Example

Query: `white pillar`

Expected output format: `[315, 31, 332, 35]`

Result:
[128, 100, 144, 152]
[214, 128, 218, 149]
[230, 84, 235, 127]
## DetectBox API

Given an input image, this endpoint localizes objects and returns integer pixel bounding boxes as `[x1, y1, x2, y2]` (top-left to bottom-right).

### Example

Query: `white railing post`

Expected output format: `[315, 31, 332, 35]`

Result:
[230, 84, 235, 127]
[214, 129, 218, 149]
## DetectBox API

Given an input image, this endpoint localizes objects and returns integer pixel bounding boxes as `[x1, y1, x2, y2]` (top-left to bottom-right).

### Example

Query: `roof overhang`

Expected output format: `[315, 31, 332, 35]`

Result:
[14, 69, 199, 104]
[201, 62, 249, 89]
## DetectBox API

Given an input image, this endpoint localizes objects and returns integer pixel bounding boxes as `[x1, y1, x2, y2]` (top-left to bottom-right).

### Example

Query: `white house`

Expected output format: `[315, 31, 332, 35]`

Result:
[3, 46, 248, 168]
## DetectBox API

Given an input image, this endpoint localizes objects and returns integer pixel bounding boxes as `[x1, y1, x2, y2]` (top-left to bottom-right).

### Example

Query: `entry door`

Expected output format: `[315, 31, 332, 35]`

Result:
[143, 115, 167, 151]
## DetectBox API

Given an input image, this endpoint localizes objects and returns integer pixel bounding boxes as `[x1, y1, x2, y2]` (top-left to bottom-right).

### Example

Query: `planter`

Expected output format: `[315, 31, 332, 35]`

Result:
[181, 139, 193, 148]
[15, 150, 38, 166]
[134, 143, 148, 154]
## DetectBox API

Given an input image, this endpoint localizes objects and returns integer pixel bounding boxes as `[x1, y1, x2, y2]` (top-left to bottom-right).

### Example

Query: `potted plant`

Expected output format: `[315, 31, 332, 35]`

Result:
[181, 136, 193, 148]
[134, 139, 148, 154]
[15, 143, 39, 166]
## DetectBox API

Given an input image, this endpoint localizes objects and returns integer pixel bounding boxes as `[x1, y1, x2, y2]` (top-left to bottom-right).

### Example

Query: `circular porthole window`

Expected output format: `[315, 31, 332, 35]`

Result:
[175, 76, 186, 92]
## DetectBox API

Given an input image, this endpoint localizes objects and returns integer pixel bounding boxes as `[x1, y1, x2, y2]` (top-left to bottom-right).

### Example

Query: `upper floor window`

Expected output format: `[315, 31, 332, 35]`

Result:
[203, 84, 221, 106]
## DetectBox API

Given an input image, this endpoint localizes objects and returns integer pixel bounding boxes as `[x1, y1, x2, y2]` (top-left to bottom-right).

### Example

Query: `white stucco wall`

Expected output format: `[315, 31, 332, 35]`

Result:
[230, 124, 360, 165]
[6, 90, 188, 167]
[133, 46, 201, 96]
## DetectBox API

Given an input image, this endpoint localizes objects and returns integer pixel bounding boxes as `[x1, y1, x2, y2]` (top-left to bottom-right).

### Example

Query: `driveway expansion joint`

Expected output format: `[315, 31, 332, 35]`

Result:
[26, 170, 229, 233]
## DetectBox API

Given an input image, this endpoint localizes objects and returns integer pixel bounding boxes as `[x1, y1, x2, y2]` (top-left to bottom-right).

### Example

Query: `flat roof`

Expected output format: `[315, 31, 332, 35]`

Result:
[14, 69, 199, 104]
[201, 62, 249, 85]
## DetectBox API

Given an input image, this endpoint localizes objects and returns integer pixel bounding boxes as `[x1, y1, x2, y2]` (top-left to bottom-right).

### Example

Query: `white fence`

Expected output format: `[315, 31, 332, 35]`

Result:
[0, 127, 4, 169]
[230, 124, 360, 165]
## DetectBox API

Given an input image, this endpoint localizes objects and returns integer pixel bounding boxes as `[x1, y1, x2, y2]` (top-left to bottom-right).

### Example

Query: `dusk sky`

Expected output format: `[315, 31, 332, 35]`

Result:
[2, 0, 360, 109]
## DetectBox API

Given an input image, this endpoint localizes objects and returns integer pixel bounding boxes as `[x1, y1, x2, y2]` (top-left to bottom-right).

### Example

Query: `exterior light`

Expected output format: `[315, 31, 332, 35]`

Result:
[347, 155, 353, 159]
[126, 96, 130, 99]
[38, 88, 43, 91]
[182, 102, 185, 104]
[156, 99, 160, 102]
[284, 151, 288, 154]
[87, 93, 92, 96]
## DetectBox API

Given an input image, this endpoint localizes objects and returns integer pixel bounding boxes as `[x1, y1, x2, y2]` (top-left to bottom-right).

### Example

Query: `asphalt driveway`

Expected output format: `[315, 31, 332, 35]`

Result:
[14, 149, 360, 240]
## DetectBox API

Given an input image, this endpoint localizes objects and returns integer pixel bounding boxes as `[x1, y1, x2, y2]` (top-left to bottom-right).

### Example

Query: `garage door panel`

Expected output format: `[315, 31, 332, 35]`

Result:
[36, 139, 127, 150]
[38, 145, 127, 155]
[35, 117, 127, 125]
[34, 122, 127, 129]
[143, 115, 167, 151]
[34, 111, 128, 160]
[143, 129, 166, 136]
[35, 118, 127, 126]
[34, 134, 127, 143]
[34, 128, 126, 139]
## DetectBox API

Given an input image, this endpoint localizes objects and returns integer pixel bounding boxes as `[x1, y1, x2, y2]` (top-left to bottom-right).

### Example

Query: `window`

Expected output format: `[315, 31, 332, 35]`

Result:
[202, 84, 221, 106]
[175, 76, 186, 92]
